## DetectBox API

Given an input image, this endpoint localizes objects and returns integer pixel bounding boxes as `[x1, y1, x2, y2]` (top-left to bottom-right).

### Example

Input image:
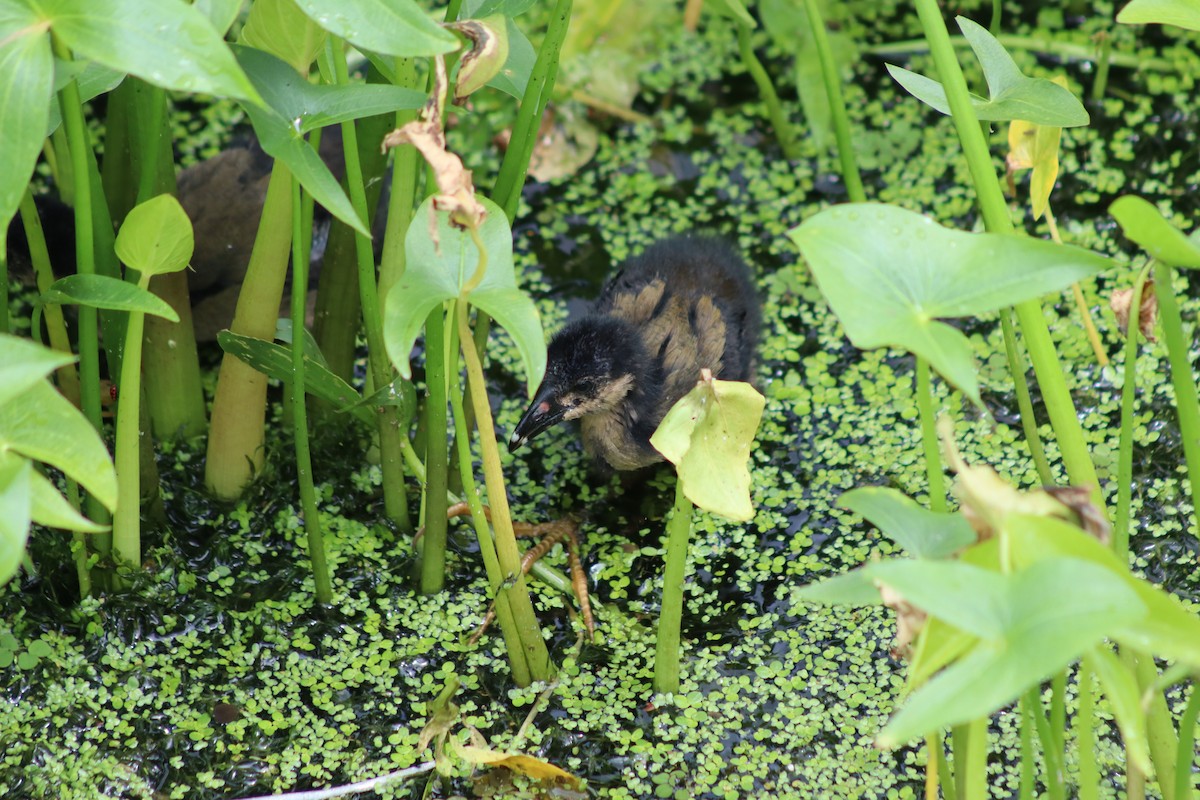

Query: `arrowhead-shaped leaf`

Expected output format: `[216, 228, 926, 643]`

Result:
[1117, 0, 1200, 30]
[115, 194, 194, 278]
[789, 203, 1112, 404]
[384, 195, 546, 395]
[887, 17, 1088, 127]
[650, 378, 765, 522]
[0, 333, 75, 409]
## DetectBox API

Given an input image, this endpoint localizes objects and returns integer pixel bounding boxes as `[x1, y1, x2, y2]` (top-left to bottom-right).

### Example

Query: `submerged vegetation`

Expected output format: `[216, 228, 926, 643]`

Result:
[1, 0, 1199, 798]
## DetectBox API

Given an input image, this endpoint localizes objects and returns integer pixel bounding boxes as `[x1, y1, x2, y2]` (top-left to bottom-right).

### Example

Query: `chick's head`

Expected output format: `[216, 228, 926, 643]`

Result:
[509, 316, 646, 451]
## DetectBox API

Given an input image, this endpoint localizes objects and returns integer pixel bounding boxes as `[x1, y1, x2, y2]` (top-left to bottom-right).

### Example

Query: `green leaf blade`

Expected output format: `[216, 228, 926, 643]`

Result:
[1110, 195, 1200, 268]
[44, 274, 180, 322]
[114, 194, 195, 278]
[840, 487, 976, 559]
[0, 7, 53, 240]
[294, 0, 459, 57]
[0, 333, 76, 408]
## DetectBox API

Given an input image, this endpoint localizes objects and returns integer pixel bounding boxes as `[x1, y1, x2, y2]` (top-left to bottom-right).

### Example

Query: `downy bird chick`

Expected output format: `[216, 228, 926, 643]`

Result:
[511, 233, 760, 471]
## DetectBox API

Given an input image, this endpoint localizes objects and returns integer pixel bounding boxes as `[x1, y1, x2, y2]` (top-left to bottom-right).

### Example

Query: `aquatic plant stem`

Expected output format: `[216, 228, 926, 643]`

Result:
[923, 732, 939, 800]
[1091, 32, 1112, 102]
[1115, 263, 1152, 558]
[654, 477, 694, 694]
[912, 0, 1101, 504]
[915, 358, 947, 512]
[1133, 650, 1179, 800]
[803, 0, 866, 201]
[290, 177, 332, 605]
[112, 278, 150, 578]
[1153, 262, 1200, 544]
[961, 717, 987, 800]
[446, 312, 529, 684]
[52, 35, 106, 533]
[455, 297, 554, 684]
[19, 190, 79, 400]
[1017, 696, 1035, 800]
[736, 24, 802, 161]
[330, 39, 411, 534]
[1000, 312, 1053, 484]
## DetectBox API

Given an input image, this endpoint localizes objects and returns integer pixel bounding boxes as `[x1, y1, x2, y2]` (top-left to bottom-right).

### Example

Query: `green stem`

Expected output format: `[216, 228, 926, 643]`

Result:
[1175, 682, 1200, 800]
[51, 36, 104, 512]
[802, 0, 866, 201]
[935, 732, 956, 800]
[1133, 650, 1178, 800]
[1049, 671, 1067, 756]
[420, 304, 451, 593]
[1000, 311, 1054, 484]
[112, 285, 148, 578]
[1115, 263, 1153, 558]
[915, 357, 947, 512]
[330, 39, 410, 533]
[1153, 263, 1200, 544]
[1076, 658, 1100, 800]
[736, 24, 801, 161]
[1025, 686, 1067, 800]
[446, 306, 529, 684]
[912, 0, 1101, 504]
[950, 724, 969, 799]
[20, 190, 80, 403]
[653, 477, 694, 694]
[68, 484, 90, 598]
[291, 177, 332, 605]
[455, 298, 554, 684]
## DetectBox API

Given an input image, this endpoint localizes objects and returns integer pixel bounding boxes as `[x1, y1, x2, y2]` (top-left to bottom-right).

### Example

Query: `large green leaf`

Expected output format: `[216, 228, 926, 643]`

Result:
[0, 333, 76, 409]
[1109, 195, 1200, 269]
[217, 331, 376, 426]
[887, 16, 1088, 128]
[240, 0, 325, 74]
[384, 195, 546, 395]
[294, 0, 458, 57]
[0, 1, 53, 245]
[115, 194, 194, 278]
[0, 380, 116, 512]
[650, 378, 765, 522]
[44, 274, 179, 322]
[1117, 0, 1200, 30]
[235, 45, 424, 135]
[0, 451, 33, 587]
[789, 202, 1112, 404]
[874, 557, 1145, 747]
[37, 0, 259, 101]
[840, 487, 975, 559]
[195, 0, 245, 36]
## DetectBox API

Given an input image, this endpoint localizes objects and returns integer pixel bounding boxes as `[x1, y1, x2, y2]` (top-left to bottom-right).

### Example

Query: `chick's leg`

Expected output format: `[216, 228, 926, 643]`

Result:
[420, 503, 594, 642]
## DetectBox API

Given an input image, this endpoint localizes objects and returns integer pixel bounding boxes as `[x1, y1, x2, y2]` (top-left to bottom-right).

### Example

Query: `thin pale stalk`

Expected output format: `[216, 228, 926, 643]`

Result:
[1000, 311, 1053, 484]
[455, 298, 554, 683]
[936, 731, 956, 800]
[736, 24, 801, 161]
[1076, 658, 1100, 800]
[446, 307, 530, 684]
[1091, 33, 1112, 102]
[950, 724, 969, 799]
[916, 357, 947, 512]
[1134, 650, 1178, 800]
[1046, 209, 1107, 367]
[1153, 263, 1200, 545]
[653, 478, 694, 694]
[912, 0, 1102, 505]
[291, 177, 332, 604]
[19, 189, 79, 402]
[802, 0, 866, 201]
[1115, 263, 1153, 558]
[1050, 671, 1067, 755]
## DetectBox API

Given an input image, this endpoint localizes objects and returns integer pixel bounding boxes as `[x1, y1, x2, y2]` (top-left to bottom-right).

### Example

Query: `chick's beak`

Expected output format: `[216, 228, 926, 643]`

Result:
[509, 385, 566, 451]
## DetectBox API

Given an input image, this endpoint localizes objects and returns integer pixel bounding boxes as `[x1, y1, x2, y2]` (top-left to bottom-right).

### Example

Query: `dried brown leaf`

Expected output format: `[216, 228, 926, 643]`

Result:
[1109, 281, 1158, 342]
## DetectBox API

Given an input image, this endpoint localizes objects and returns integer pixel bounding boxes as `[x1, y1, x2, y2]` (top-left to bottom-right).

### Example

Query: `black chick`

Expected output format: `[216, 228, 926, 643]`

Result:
[511, 233, 760, 471]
